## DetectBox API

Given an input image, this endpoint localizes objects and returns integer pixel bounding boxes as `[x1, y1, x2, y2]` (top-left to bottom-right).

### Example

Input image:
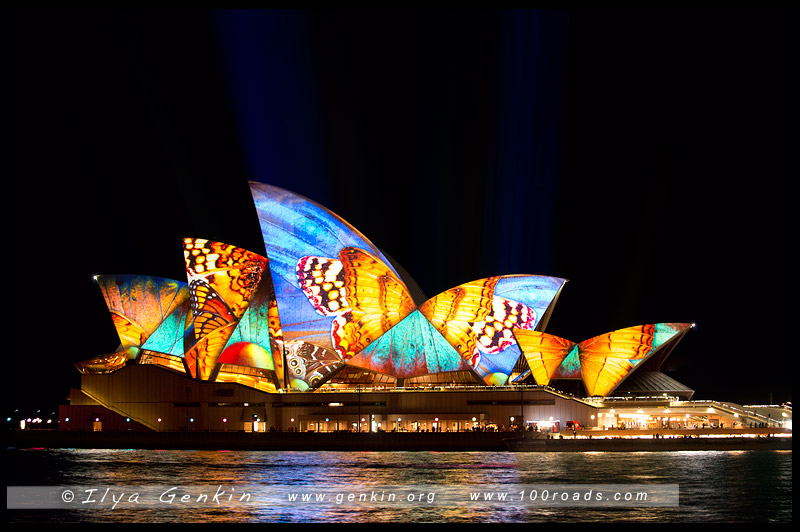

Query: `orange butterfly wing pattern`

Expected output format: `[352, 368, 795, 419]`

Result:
[513, 329, 576, 386]
[338, 247, 416, 324]
[267, 293, 285, 385]
[184, 280, 237, 380]
[417, 277, 499, 364]
[515, 324, 693, 396]
[296, 247, 415, 361]
[216, 270, 287, 389]
[332, 247, 416, 360]
[188, 280, 237, 339]
[578, 324, 657, 397]
[109, 312, 147, 352]
[297, 253, 545, 384]
[183, 238, 269, 380]
[184, 238, 267, 316]
[185, 322, 240, 382]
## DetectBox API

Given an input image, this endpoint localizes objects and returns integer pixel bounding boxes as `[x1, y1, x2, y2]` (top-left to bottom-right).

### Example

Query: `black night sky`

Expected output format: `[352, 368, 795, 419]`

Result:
[7, 8, 792, 416]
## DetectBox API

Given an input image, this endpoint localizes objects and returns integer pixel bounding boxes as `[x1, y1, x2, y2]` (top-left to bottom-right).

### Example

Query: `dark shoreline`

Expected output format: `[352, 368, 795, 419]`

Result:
[6, 430, 792, 452]
[506, 436, 792, 452]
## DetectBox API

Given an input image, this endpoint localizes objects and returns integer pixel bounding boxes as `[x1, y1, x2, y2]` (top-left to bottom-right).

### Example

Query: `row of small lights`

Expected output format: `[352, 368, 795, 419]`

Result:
[57, 415, 561, 425]
[65, 412, 787, 427]
[46, 409, 794, 427]
[9, 417, 54, 424]
[8, 409, 57, 422]
[602, 407, 718, 414]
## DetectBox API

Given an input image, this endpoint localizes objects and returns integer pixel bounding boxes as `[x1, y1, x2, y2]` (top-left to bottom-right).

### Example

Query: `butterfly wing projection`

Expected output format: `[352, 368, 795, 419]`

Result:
[348, 310, 471, 378]
[418, 277, 499, 364]
[296, 248, 482, 380]
[285, 340, 344, 391]
[188, 280, 237, 339]
[140, 299, 193, 357]
[185, 321, 241, 381]
[513, 329, 576, 386]
[296, 249, 564, 385]
[417, 275, 565, 385]
[579, 323, 692, 396]
[515, 323, 694, 396]
[332, 247, 416, 360]
[250, 182, 407, 353]
[95, 275, 190, 358]
[297, 247, 415, 360]
[183, 238, 269, 380]
[252, 182, 567, 387]
[217, 269, 286, 389]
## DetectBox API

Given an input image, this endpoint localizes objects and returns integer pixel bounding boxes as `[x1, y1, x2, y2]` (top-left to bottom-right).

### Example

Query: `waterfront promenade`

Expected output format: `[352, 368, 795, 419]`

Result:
[7, 427, 791, 452]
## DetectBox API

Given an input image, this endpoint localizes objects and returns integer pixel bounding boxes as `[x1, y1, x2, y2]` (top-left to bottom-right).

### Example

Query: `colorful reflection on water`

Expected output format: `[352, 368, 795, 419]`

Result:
[7, 449, 792, 523]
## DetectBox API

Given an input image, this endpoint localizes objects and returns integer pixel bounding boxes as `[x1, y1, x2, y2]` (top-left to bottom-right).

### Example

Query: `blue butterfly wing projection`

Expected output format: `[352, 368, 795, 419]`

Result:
[491, 276, 567, 331]
[418, 275, 567, 386]
[250, 183, 407, 354]
[470, 275, 567, 385]
[251, 182, 567, 389]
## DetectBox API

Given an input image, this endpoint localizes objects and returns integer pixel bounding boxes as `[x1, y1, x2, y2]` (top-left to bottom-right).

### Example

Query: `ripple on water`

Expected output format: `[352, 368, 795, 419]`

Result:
[7, 449, 792, 523]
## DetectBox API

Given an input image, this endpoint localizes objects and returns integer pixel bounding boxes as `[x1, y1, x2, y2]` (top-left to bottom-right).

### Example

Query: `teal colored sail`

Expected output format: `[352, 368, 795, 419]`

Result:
[348, 310, 470, 378]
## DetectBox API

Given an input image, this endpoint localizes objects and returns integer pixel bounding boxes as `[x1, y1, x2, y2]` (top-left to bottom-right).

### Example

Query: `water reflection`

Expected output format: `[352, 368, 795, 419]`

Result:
[7, 449, 792, 523]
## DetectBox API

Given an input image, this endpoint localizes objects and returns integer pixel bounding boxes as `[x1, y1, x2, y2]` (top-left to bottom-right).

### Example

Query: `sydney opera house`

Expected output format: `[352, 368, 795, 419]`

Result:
[58, 182, 779, 436]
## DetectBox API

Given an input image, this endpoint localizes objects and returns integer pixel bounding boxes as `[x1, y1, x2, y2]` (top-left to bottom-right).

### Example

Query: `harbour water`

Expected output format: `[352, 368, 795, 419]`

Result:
[6, 448, 792, 523]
